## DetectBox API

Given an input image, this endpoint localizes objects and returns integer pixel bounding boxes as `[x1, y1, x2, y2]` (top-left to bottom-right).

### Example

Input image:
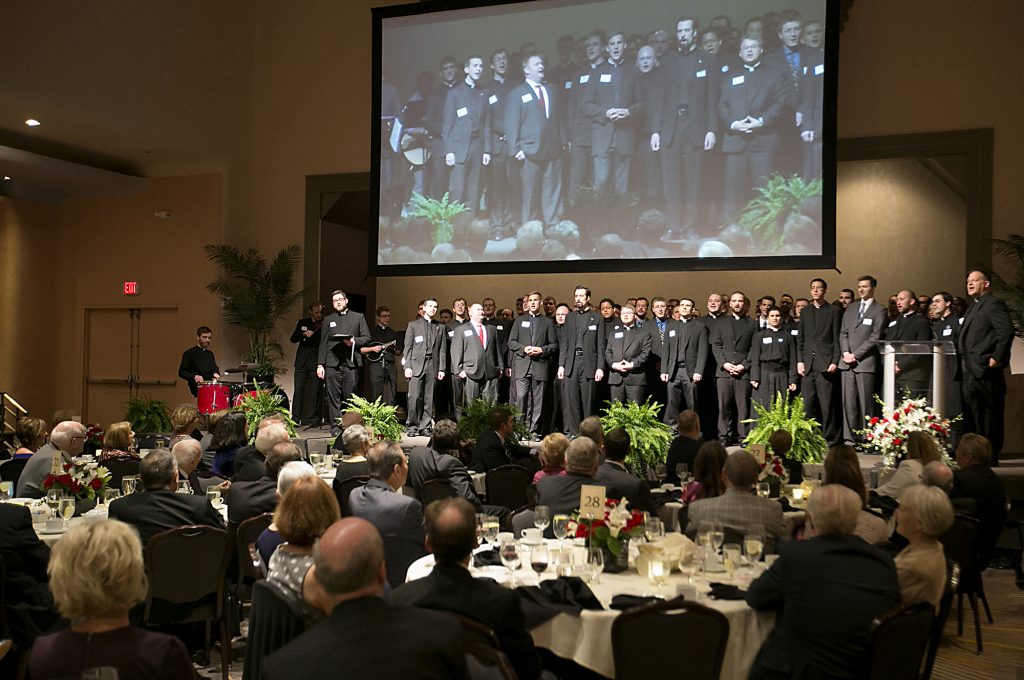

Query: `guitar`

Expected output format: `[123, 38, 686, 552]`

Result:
[364, 340, 397, 363]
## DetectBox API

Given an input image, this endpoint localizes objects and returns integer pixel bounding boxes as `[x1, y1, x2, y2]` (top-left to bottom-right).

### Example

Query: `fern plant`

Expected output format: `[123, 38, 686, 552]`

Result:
[991, 234, 1024, 339]
[600, 398, 673, 476]
[235, 382, 297, 442]
[738, 174, 822, 252]
[457, 398, 528, 442]
[124, 394, 172, 433]
[342, 394, 404, 443]
[743, 393, 827, 464]
[406, 191, 468, 247]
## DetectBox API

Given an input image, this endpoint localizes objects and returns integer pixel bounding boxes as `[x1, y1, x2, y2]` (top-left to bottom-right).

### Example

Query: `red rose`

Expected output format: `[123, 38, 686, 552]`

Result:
[90, 478, 102, 490]
[893, 438, 902, 446]
[869, 417, 879, 425]
[62, 463, 72, 472]
[58, 474, 73, 486]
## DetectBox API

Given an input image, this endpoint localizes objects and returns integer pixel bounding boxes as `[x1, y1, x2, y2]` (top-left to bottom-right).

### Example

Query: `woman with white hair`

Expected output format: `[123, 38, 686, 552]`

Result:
[894, 484, 954, 608]
[28, 520, 197, 679]
[255, 461, 317, 564]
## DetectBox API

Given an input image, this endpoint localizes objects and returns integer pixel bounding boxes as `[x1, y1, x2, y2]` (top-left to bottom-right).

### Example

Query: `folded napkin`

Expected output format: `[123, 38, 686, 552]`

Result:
[473, 549, 503, 568]
[707, 582, 746, 600]
[609, 594, 661, 611]
[517, 576, 603, 627]
[651, 490, 683, 508]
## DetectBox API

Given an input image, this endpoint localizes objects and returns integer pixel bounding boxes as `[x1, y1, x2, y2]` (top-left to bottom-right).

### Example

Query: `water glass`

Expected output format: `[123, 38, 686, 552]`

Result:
[533, 505, 551, 532]
[675, 463, 689, 484]
[586, 547, 604, 584]
[59, 496, 76, 527]
[722, 543, 742, 575]
[744, 530, 765, 565]
[46, 489, 63, 518]
[176, 480, 192, 494]
[552, 514, 569, 543]
[645, 517, 665, 542]
[483, 515, 500, 547]
[104, 488, 122, 505]
[206, 488, 222, 508]
[647, 553, 671, 597]
[757, 482, 771, 498]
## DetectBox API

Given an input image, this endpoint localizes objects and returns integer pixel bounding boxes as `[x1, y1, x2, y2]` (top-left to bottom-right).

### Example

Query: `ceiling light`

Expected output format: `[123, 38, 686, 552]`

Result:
[25, 119, 40, 127]
[2, 176, 10, 181]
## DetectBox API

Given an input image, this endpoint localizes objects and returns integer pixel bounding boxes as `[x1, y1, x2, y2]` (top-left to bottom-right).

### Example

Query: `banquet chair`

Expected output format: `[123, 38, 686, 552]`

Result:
[611, 597, 728, 680]
[0, 556, 28, 680]
[418, 478, 456, 508]
[0, 459, 27, 488]
[235, 512, 274, 603]
[334, 475, 370, 517]
[939, 514, 991, 653]
[137, 434, 170, 450]
[241, 580, 306, 680]
[510, 508, 535, 536]
[455, 614, 516, 680]
[103, 458, 140, 490]
[143, 525, 231, 680]
[864, 602, 934, 680]
[485, 465, 532, 510]
[921, 560, 960, 680]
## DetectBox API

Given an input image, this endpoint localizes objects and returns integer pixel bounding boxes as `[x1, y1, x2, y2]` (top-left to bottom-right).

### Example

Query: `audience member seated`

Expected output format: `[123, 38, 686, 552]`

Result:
[536, 436, 606, 517]
[821, 445, 889, 545]
[533, 432, 569, 484]
[333, 423, 373, 486]
[97, 421, 140, 464]
[199, 408, 230, 472]
[172, 439, 204, 494]
[921, 460, 954, 493]
[746, 485, 901, 680]
[595, 428, 655, 513]
[470, 409, 534, 473]
[330, 411, 366, 452]
[262, 518, 468, 679]
[769, 428, 803, 484]
[579, 415, 605, 456]
[207, 411, 248, 479]
[266, 475, 340, 622]
[391, 497, 542, 680]
[233, 420, 291, 482]
[226, 441, 303, 525]
[348, 441, 428, 587]
[686, 450, 787, 552]
[665, 410, 703, 485]
[950, 433, 1008, 565]
[108, 448, 225, 544]
[13, 416, 47, 460]
[894, 484, 954, 609]
[28, 520, 197, 680]
[875, 430, 942, 501]
[257, 461, 318, 565]
[0, 502, 57, 670]
[17, 420, 87, 498]
[682, 441, 728, 503]
[168, 404, 201, 450]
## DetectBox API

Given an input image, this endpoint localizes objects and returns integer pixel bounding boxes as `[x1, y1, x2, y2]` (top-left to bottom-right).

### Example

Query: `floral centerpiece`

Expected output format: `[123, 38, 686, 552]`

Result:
[43, 462, 111, 501]
[568, 498, 645, 560]
[84, 423, 105, 449]
[758, 453, 790, 484]
[857, 394, 957, 469]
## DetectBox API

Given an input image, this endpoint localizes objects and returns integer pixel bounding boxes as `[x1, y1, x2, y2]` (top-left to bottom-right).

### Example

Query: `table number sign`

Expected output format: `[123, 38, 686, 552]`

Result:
[747, 443, 767, 464]
[578, 484, 606, 519]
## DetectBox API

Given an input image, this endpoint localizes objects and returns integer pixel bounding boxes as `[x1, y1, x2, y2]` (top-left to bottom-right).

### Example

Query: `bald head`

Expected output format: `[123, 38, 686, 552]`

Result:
[425, 497, 477, 564]
[51, 420, 87, 455]
[723, 451, 760, 489]
[313, 518, 386, 601]
[171, 439, 202, 476]
[921, 461, 953, 493]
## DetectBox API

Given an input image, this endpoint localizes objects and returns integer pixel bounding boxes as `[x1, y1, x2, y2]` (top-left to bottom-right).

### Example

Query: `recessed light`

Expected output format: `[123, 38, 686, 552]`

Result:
[2, 176, 10, 181]
[25, 119, 41, 127]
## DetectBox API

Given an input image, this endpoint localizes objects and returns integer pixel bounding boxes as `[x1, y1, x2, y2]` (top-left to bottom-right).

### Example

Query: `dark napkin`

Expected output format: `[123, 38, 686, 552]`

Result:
[708, 582, 746, 600]
[473, 549, 503, 567]
[651, 489, 683, 508]
[609, 594, 661, 611]
[517, 576, 603, 627]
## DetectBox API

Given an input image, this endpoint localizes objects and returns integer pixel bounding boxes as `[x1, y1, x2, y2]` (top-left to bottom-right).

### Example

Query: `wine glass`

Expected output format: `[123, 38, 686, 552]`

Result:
[722, 543, 742, 576]
[586, 547, 604, 584]
[711, 523, 725, 553]
[530, 544, 549, 581]
[675, 463, 689, 485]
[552, 514, 569, 548]
[645, 517, 665, 543]
[499, 538, 520, 588]
[59, 496, 76, 527]
[757, 482, 771, 498]
[647, 553, 671, 598]
[744, 530, 765, 567]
[309, 452, 324, 473]
[46, 489, 62, 518]
[533, 505, 551, 533]
[696, 523, 715, 574]
[654, 463, 667, 484]
[484, 516, 500, 548]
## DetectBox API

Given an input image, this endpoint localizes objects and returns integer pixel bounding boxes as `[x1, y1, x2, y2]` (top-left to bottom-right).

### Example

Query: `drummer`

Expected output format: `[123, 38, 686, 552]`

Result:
[178, 325, 221, 397]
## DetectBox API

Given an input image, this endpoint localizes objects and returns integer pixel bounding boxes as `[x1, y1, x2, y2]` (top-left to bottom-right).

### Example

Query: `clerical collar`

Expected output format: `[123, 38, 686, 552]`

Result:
[902, 311, 915, 318]
[590, 58, 604, 68]
[492, 74, 505, 84]
[378, 325, 388, 330]
[679, 43, 695, 54]
[767, 325, 780, 332]
[623, 324, 634, 330]
[732, 313, 743, 320]
[444, 80, 456, 88]
[578, 307, 591, 313]
[608, 58, 623, 67]
[743, 61, 761, 72]
[464, 77, 475, 88]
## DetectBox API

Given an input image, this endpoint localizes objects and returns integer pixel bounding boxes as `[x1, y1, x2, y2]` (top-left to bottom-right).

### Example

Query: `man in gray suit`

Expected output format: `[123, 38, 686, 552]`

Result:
[450, 302, 504, 404]
[404, 298, 448, 437]
[536, 436, 606, 518]
[839, 275, 886, 445]
[348, 441, 428, 587]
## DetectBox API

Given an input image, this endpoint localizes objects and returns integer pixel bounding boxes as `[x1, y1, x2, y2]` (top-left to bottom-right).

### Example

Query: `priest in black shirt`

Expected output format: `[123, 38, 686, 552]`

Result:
[363, 306, 403, 406]
[178, 326, 220, 397]
[290, 302, 324, 426]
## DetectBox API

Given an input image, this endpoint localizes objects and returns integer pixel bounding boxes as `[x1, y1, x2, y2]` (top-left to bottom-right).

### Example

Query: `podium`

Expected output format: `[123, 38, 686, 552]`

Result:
[877, 340, 957, 417]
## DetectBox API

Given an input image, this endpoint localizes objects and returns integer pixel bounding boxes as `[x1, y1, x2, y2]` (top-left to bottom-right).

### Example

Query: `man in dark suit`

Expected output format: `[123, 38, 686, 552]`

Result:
[505, 53, 564, 227]
[698, 294, 726, 441]
[443, 55, 491, 213]
[930, 291, 963, 428]
[231, 420, 290, 482]
[423, 55, 459, 200]
[665, 410, 703, 485]
[797, 279, 842, 444]
[559, 286, 607, 435]
[177, 325, 220, 398]
[763, 10, 807, 177]
[710, 292, 757, 444]
[347, 441, 428, 587]
[797, 41, 825, 182]
[839, 276, 886, 445]
[262, 518, 468, 680]
[469, 409, 534, 473]
[746, 484, 900, 680]
[661, 309, 709, 426]
[225, 441, 302, 526]
[451, 302, 504, 405]
[108, 449, 225, 545]
[606, 304, 652, 403]
[951, 433, 1008, 564]
[0, 503, 57, 660]
[536, 436, 606, 517]
[958, 269, 1014, 462]
[403, 298, 448, 437]
[595, 428, 654, 513]
[566, 31, 605, 202]
[508, 292, 558, 438]
[484, 49, 515, 237]
[390, 497, 542, 680]
[289, 302, 323, 426]
[317, 290, 372, 437]
[644, 298, 672, 416]
[882, 290, 934, 399]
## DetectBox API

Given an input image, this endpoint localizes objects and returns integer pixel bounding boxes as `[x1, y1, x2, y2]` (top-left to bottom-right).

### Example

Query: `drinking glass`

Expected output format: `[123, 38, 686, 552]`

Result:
[552, 514, 569, 546]
[483, 515, 500, 547]
[675, 463, 689, 485]
[476, 513, 487, 545]
[711, 524, 725, 553]
[176, 480, 192, 494]
[533, 505, 551, 533]
[59, 496, 76, 527]
[696, 523, 715, 574]
[499, 538, 520, 588]
[121, 475, 139, 495]
[530, 544, 549, 581]
[645, 517, 665, 542]
[757, 482, 771, 498]
[647, 553, 671, 597]
[654, 463, 667, 484]
[104, 488, 122, 505]
[586, 547, 604, 584]
[46, 489, 62, 518]
[744, 530, 765, 566]
[206, 488, 222, 508]
[309, 453, 324, 473]
[722, 543, 742, 576]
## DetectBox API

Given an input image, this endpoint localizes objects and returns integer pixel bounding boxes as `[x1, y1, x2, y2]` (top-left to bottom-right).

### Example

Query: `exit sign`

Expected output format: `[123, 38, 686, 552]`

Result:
[123, 281, 139, 295]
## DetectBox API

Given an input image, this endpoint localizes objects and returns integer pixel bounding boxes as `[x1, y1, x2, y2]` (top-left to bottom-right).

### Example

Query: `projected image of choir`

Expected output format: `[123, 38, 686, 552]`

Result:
[378, 8, 827, 264]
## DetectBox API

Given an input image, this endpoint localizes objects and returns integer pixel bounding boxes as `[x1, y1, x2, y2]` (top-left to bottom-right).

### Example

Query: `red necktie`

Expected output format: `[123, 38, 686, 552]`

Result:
[535, 85, 546, 118]
[478, 324, 485, 348]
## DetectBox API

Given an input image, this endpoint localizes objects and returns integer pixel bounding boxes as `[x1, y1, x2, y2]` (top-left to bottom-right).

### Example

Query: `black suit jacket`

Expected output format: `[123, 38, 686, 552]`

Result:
[404, 317, 448, 377]
[746, 534, 900, 680]
[318, 311, 372, 368]
[290, 317, 322, 369]
[718, 60, 789, 153]
[605, 324, 652, 386]
[653, 49, 716, 149]
[0, 504, 57, 646]
[443, 82, 490, 163]
[951, 464, 1008, 561]
[665, 435, 703, 485]
[664, 319, 709, 380]
[595, 461, 654, 513]
[262, 595, 468, 680]
[507, 313, 558, 380]
[469, 430, 531, 473]
[797, 302, 842, 371]
[581, 61, 642, 155]
[108, 488, 225, 545]
[225, 477, 277, 525]
[408, 446, 483, 510]
[230, 445, 264, 482]
[451, 321, 503, 380]
[536, 472, 605, 517]
[391, 562, 542, 680]
[710, 315, 757, 377]
[957, 293, 1014, 381]
[560, 308, 607, 378]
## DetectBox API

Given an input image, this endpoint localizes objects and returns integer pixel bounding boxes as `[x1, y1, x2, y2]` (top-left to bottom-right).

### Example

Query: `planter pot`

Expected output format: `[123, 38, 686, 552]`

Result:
[602, 542, 629, 574]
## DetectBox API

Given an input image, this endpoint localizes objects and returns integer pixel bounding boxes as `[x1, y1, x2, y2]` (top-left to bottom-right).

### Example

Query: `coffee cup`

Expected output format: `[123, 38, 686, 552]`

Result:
[520, 527, 543, 544]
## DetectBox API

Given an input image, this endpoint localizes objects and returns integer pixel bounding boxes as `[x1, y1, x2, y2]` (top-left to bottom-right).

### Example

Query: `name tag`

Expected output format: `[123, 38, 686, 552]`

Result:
[762, 337, 772, 344]
[600, 73, 612, 83]
[777, 337, 784, 343]
[414, 335, 424, 343]
[958, 317, 963, 324]
[721, 64, 730, 73]
[579, 74, 590, 84]
[814, 64, 825, 75]
[496, 325, 504, 330]
[564, 81, 572, 89]
[488, 94, 498, 105]
[464, 329, 474, 337]
[791, 329, 798, 336]
[521, 320, 531, 328]
[456, 107, 468, 118]
[888, 321, 897, 328]
[301, 326, 307, 331]
[669, 329, 676, 338]
[732, 75, 745, 85]
[614, 332, 624, 339]
[447, 330, 454, 338]
[862, 317, 873, 326]
[578, 484, 606, 520]
[588, 324, 597, 331]
[696, 69, 706, 78]
[943, 327, 952, 336]
[521, 93, 533, 103]
[329, 321, 337, 328]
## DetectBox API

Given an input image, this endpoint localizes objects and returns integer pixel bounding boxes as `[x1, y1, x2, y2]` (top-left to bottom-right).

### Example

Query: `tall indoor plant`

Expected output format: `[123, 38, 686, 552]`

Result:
[991, 234, 1024, 338]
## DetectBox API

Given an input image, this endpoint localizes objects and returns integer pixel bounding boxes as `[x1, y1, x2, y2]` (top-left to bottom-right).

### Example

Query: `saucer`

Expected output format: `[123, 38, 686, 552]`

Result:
[38, 526, 67, 535]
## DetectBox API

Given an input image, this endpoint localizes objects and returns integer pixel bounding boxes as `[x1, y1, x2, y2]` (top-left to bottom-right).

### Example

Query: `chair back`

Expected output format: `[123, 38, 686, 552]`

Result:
[0, 459, 27, 487]
[455, 614, 516, 680]
[103, 458, 140, 490]
[921, 560, 960, 680]
[236, 512, 274, 584]
[334, 475, 370, 517]
[418, 478, 456, 508]
[137, 434, 170, 450]
[510, 508, 536, 536]
[307, 437, 332, 458]
[865, 602, 935, 680]
[241, 580, 307, 680]
[940, 514, 981, 593]
[485, 465, 532, 510]
[612, 597, 728, 680]
[143, 525, 230, 624]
